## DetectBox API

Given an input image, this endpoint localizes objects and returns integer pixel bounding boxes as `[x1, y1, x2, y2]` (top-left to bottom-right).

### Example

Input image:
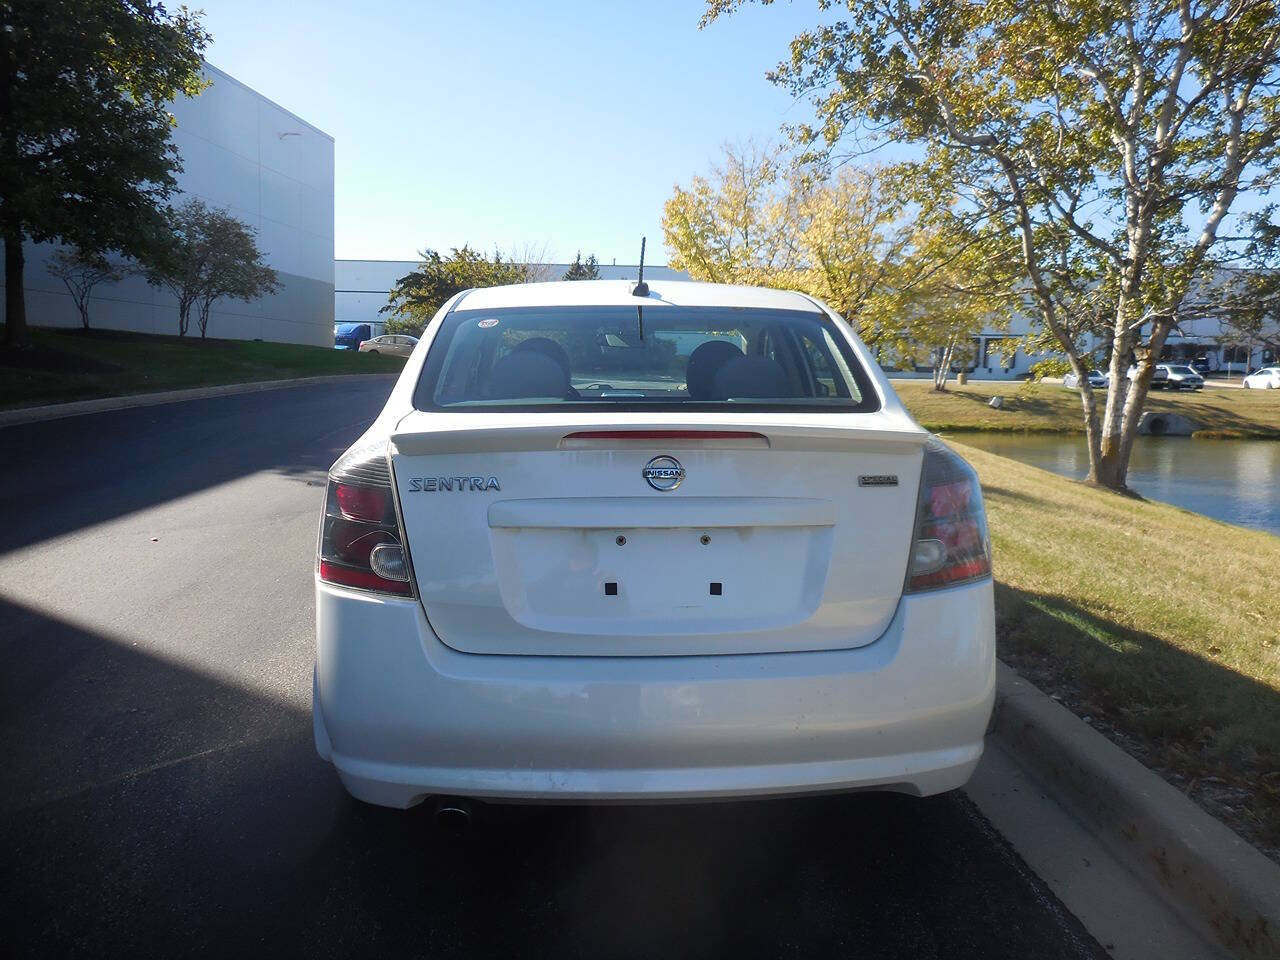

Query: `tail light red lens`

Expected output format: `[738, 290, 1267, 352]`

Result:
[317, 440, 412, 596]
[335, 483, 390, 523]
[906, 440, 992, 592]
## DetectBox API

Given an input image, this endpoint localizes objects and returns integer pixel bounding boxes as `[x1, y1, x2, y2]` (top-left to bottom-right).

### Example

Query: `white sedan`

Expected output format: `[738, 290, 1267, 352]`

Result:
[313, 280, 995, 809]
[1243, 366, 1280, 389]
[358, 334, 418, 358]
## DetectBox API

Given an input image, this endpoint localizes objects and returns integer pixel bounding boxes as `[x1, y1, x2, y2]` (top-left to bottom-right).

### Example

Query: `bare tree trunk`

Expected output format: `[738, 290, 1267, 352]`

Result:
[2, 211, 28, 347]
[1116, 321, 1173, 477]
[197, 299, 212, 338]
[1074, 379, 1103, 480]
[74, 291, 90, 330]
[933, 337, 957, 391]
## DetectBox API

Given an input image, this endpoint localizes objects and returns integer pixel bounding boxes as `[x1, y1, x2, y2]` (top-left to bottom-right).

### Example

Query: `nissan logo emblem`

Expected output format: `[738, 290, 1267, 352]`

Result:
[642, 455, 685, 492]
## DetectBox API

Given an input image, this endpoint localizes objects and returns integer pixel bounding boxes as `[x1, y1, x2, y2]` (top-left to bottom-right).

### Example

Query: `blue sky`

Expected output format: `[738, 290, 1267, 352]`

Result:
[198, 1, 837, 264]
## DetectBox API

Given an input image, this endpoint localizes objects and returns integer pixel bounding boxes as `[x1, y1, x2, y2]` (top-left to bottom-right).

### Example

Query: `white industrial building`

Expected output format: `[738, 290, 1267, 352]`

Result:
[894, 308, 1277, 381]
[2, 63, 335, 347]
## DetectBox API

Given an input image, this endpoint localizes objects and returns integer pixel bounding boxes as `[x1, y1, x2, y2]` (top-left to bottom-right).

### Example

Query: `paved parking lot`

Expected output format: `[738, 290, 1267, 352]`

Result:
[0, 381, 1106, 959]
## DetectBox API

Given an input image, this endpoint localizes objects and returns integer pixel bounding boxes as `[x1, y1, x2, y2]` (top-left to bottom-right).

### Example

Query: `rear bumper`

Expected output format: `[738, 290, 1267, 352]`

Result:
[314, 580, 996, 807]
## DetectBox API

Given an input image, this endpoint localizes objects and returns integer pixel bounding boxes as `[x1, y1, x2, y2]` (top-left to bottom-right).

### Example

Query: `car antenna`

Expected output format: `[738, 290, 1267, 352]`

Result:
[632, 237, 649, 298]
[633, 237, 648, 340]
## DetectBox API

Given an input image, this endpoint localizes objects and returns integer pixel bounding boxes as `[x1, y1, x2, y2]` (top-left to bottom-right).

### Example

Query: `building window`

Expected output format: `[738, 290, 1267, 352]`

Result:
[1222, 345, 1250, 365]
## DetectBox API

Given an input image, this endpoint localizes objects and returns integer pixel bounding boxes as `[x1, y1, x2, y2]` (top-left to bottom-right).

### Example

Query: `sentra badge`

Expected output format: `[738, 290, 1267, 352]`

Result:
[408, 476, 501, 492]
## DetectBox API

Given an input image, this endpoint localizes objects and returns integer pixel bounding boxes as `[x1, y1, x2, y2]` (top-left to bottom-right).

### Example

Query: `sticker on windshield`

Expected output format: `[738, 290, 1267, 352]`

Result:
[477, 318, 499, 329]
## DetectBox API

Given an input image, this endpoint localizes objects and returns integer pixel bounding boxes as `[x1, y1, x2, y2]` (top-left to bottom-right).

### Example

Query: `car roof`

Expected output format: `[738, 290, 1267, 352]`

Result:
[454, 279, 824, 313]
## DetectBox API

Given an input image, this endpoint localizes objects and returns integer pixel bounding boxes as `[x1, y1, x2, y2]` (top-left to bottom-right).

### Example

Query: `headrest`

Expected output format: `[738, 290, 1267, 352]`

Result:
[686, 340, 745, 399]
[486, 350, 570, 399]
[513, 337, 572, 379]
[712, 355, 793, 399]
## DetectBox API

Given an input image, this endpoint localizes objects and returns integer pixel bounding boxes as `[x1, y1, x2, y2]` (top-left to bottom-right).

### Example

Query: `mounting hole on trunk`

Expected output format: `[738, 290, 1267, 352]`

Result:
[604, 582, 618, 596]
[710, 582, 723, 596]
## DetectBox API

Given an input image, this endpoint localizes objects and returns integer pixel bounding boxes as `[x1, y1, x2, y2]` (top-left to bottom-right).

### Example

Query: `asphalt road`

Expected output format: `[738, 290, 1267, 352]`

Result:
[0, 381, 1107, 960]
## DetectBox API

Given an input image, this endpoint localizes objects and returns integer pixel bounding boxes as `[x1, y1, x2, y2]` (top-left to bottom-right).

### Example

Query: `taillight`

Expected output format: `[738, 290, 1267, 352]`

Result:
[318, 437, 412, 596]
[905, 439, 992, 592]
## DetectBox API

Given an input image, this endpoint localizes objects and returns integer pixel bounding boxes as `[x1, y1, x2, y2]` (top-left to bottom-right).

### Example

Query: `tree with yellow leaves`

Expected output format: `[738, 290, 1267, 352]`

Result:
[662, 144, 1016, 389]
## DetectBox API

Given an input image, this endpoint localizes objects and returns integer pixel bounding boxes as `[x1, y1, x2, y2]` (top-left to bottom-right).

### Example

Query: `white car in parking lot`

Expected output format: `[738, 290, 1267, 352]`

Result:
[313, 280, 995, 809]
[1243, 366, 1280, 389]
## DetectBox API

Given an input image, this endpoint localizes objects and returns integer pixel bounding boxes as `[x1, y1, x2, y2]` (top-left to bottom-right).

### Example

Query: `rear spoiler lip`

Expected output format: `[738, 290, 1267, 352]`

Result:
[389, 412, 930, 456]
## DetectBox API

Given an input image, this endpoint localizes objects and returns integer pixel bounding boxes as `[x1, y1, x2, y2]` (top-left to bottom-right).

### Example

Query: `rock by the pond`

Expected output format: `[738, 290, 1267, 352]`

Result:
[989, 396, 1005, 409]
[1138, 410, 1199, 436]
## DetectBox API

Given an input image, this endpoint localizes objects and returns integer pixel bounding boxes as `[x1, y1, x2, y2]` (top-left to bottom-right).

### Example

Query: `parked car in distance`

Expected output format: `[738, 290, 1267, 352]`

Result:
[1128, 364, 1171, 388]
[335, 322, 373, 351]
[1158, 364, 1205, 390]
[1243, 366, 1280, 389]
[313, 280, 996, 811]
[359, 334, 418, 358]
[1063, 370, 1108, 389]
[1191, 357, 1212, 375]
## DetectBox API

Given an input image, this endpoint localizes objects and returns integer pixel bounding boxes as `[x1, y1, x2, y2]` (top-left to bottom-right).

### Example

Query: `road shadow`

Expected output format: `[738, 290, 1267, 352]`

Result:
[0, 379, 392, 556]
[994, 581, 1280, 860]
[0, 594, 1104, 960]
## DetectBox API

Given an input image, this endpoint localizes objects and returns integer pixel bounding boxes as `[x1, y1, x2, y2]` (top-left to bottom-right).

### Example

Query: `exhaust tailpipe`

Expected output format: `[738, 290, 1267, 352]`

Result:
[432, 797, 475, 829]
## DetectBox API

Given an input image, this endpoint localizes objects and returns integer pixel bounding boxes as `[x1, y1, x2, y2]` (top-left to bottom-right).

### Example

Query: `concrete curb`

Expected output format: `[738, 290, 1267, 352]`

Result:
[0, 374, 400, 428]
[992, 661, 1280, 959]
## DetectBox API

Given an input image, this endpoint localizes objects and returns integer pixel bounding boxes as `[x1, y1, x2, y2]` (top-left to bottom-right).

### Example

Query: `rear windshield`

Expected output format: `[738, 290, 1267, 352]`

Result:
[1170, 365, 1197, 375]
[412, 305, 880, 413]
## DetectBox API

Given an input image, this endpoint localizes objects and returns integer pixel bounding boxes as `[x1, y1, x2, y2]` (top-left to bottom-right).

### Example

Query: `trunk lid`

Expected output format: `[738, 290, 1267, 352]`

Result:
[391, 411, 927, 656]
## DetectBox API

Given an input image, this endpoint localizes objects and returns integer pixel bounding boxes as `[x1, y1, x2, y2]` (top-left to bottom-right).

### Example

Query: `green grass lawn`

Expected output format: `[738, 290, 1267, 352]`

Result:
[896, 379, 1280, 438]
[957, 440, 1280, 860]
[0, 326, 404, 410]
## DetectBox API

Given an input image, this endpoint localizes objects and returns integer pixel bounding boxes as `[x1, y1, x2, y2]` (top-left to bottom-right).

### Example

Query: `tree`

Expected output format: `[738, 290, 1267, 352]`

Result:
[662, 143, 1016, 384]
[563, 252, 601, 280]
[194, 215, 278, 339]
[0, 0, 209, 347]
[663, 142, 794, 286]
[382, 246, 531, 336]
[144, 198, 275, 338]
[705, 0, 1280, 490]
[46, 247, 122, 330]
[882, 221, 1020, 390]
[144, 199, 214, 337]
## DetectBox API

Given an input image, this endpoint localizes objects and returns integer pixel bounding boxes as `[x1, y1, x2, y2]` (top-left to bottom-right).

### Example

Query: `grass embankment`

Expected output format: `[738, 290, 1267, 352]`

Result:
[0, 327, 404, 410]
[897, 379, 1280, 438]
[959, 440, 1280, 859]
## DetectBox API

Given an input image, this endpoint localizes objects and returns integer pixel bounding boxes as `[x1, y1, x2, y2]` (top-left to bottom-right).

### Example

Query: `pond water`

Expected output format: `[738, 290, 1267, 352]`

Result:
[955, 433, 1280, 536]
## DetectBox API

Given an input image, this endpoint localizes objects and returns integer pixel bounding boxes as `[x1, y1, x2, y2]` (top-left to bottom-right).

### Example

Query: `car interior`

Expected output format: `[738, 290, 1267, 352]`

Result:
[423, 306, 872, 408]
